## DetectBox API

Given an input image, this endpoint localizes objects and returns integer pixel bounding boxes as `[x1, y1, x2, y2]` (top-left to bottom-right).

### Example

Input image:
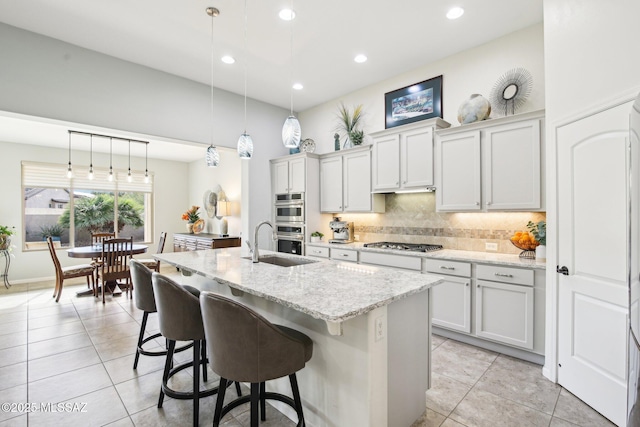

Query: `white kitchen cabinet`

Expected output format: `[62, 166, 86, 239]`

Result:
[475, 279, 534, 349]
[425, 259, 472, 333]
[371, 119, 450, 192]
[320, 146, 384, 213]
[272, 157, 306, 194]
[435, 110, 544, 212]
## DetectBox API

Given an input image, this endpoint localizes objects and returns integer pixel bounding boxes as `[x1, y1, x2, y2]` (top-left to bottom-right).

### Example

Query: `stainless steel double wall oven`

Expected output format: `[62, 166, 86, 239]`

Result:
[274, 193, 305, 255]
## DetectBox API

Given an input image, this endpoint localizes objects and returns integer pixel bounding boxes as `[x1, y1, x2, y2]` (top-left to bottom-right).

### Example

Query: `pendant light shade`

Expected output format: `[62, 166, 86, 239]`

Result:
[282, 116, 301, 148]
[206, 145, 220, 167]
[237, 133, 253, 159]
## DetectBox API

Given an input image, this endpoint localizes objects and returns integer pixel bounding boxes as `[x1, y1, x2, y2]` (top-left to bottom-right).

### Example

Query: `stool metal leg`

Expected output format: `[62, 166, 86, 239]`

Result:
[213, 378, 228, 427]
[193, 340, 200, 427]
[250, 383, 259, 427]
[158, 339, 176, 408]
[201, 338, 208, 382]
[133, 311, 149, 369]
[260, 382, 266, 421]
[235, 381, 242, 397]
[290, 373, 305, 427]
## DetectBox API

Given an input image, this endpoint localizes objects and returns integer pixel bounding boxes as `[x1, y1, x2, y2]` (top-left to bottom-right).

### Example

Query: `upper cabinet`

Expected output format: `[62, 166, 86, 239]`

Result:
[272, 156, 306, 194]
[435, 110, 545, 212]
[371, 118, 451, 193]
[320, 145, 385, 213]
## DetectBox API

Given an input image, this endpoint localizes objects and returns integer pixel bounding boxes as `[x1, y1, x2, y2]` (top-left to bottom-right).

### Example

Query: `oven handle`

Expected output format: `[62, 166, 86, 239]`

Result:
[276, 234, 304, 242]
[275, 202, 305, 208]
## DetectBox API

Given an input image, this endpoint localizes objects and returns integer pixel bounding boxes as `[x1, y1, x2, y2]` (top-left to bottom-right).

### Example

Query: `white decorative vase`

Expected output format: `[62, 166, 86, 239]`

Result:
[457, 94, 492, 124]
[310, 236, 321, 243]
[535, 245, 546, 261]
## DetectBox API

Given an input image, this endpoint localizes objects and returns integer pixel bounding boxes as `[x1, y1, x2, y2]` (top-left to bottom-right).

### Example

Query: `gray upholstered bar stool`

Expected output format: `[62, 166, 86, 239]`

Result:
[151, 272, 217, 427]
[129, 260, 192, 369]
[200, 292, 313, 427]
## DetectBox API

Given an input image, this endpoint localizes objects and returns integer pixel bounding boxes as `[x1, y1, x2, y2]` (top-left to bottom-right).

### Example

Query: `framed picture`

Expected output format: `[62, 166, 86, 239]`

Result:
[384, 75, 443, 128]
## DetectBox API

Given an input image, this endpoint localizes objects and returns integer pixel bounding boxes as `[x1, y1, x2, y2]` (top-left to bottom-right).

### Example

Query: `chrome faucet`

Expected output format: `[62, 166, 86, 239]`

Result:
[247, 220, 277, 263]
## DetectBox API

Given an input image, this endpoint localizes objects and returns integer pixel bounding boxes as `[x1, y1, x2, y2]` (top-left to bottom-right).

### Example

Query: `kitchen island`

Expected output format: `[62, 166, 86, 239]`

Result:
[154, 247, 443, 427]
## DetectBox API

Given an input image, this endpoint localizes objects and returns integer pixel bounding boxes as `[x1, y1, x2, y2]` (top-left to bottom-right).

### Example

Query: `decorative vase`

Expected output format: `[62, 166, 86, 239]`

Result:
[535, 245, 546, 261]
[310, 236, 321, 243]
[0, 235, 9, 250]
[342, 136, 353, 150]
[334, 133, 341, 151]
[186, 222, 194, 234]
[457, 94, 492, 124]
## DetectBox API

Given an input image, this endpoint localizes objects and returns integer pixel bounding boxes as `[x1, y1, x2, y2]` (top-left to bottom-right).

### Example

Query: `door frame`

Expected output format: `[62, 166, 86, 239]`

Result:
[545, 86, 640, 383]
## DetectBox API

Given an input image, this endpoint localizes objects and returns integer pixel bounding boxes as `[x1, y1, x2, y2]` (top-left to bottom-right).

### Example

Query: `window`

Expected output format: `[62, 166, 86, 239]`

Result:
[22, 162, 154, 250]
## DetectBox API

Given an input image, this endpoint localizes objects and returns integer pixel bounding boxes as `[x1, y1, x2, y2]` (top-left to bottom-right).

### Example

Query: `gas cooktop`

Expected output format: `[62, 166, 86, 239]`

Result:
[363, 242, 443, 252]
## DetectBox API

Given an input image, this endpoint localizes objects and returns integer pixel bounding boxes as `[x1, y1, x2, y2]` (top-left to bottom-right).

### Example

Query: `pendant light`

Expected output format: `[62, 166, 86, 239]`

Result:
[66, 131, 73, 178]
[237, 0, 253, 159]
[108, 137, 114, 182]
[281, 0, 301, 149]
[205, 6, 220, 167]
[127, 139, 133, 182]
[144, 142, 150, 183]
[88, 134, 94, 180]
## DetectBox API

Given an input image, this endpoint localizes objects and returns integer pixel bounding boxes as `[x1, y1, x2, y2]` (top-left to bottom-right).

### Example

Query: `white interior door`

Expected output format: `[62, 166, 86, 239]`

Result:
[556, 102, 632, 427]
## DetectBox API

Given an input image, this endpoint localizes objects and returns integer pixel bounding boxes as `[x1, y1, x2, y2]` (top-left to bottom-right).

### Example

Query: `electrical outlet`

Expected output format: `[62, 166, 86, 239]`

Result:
[354, 234, 360, 242]
[485, 242, 498, 251]
[375, 316, 384, 342]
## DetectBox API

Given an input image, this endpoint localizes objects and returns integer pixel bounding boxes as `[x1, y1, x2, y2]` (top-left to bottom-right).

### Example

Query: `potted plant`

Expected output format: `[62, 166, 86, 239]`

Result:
[182, 205, 202, 234]
[310, 231, 324, 243]
[527, 220, 546, 260]
[335, 102, 365, 149]
[40, 224, 64, 241]
[0, 225, 16, 251]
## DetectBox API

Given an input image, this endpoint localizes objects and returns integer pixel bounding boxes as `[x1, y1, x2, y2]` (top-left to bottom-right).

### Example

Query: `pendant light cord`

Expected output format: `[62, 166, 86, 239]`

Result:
[243, 0, 248, 133]
[210, 10, 215, 146]
[289, 0, 294, 116]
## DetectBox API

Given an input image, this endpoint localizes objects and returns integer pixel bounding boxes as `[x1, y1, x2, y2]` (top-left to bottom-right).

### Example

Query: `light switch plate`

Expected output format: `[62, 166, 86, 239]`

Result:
[485, 242, 498, 251]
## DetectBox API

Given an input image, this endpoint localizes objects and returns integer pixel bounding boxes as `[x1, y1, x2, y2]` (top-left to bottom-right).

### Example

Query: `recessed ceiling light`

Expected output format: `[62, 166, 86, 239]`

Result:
[354, 54, 368, 63]
[292, 83, 303, 90]
[279, 8, 296, 21]
[446, 6, 464, 20]
[221, 55, 235, 64]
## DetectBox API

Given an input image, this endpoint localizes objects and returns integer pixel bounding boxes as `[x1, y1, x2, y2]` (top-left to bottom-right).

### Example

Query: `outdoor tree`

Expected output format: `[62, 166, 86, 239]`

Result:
[59, 193, 144, 233]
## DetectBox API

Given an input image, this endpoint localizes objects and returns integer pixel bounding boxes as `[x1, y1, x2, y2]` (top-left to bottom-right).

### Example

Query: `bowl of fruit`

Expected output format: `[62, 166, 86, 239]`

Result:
[509, 231, 540, 258]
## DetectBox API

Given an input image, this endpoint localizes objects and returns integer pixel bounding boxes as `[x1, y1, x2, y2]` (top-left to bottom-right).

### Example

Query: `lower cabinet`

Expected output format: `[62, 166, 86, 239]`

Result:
[475, 279, 534, 349]
[426, 259, 472, 334]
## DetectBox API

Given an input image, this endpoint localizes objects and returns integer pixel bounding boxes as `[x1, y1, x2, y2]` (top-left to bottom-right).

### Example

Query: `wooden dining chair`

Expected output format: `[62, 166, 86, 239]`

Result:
[136, 231, 167, 272]
[46, 236, 96, 303]
[90, 232, 115, 288]
[97, 237, 133, 303]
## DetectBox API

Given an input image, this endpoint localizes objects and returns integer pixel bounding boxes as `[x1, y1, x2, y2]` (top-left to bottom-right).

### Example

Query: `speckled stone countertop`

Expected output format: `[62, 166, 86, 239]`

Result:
[154, 247, 443, 324]
[307, 242, 546, 270]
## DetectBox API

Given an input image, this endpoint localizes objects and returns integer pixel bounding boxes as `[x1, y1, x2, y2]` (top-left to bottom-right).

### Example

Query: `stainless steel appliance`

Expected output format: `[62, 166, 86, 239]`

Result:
[329, 219, 354, 243]
[275, 223, 304, 255]
[628, 93, 640, 426]
[364, 241, 443, 252]
[274, 193, 304, 223]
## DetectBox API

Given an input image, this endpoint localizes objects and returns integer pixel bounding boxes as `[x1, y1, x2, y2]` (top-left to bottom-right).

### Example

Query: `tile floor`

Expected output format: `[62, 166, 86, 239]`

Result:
[0, 270, 618, 427]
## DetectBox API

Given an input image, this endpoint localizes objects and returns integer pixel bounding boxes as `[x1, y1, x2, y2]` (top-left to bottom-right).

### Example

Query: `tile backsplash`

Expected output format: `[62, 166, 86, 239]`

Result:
[330, 192, 546, 254]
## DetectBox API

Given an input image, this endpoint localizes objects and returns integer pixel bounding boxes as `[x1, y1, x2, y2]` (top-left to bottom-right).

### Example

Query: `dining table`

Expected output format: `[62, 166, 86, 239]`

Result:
[67, 244, 148, 297]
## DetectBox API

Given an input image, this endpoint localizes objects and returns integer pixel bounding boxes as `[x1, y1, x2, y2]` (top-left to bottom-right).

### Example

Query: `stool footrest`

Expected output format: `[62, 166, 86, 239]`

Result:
[161, 358, 217, 400]
[218, 391, 296, 422]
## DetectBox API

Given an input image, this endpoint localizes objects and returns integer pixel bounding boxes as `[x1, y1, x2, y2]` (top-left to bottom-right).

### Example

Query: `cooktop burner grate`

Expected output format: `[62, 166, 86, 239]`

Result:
[363, 242, 443, 252]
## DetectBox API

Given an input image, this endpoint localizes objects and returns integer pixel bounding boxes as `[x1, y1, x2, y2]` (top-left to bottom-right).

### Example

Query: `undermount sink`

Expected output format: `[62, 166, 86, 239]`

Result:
[242, 255, 318, 267]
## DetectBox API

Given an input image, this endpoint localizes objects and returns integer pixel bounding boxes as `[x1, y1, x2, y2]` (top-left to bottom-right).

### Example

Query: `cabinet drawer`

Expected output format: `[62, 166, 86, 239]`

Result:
[476, 264, 533, 287]
[330, 248, 358, 262]
[359, 251, 421, 271]
[307, 246, 329, 258]
[424, 259, 471, 277]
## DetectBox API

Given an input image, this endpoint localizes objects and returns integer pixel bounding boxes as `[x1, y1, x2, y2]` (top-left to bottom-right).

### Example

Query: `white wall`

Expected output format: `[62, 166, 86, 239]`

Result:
[0, 140, 189, 282]
[299, 24, 545, 154]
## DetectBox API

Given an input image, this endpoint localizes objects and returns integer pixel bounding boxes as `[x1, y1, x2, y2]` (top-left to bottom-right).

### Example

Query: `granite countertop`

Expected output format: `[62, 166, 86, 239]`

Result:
[154, 247, 443, 324]
[307, 242, 546, 270]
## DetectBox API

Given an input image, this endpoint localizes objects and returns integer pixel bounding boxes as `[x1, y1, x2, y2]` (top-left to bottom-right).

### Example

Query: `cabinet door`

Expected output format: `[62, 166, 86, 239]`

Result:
[343, 150, 372, 212]
[432, 276, 472, 333]
[372, 134, 400, 191]
[436, 131, 481, 211]
[288, 157, 306, 193]
[484, 119, 541, 210]
[272, 161, 290, 194]
[320, 156, 343, 212]
[475, 279, 534, 349]
[402, 127, 434, 188]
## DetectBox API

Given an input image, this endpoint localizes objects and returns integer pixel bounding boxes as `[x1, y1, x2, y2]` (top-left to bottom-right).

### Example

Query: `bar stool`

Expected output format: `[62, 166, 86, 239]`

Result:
[129, 260, 192, 370]
[199, 292, 313, 427]
[151, 273, 216, 427]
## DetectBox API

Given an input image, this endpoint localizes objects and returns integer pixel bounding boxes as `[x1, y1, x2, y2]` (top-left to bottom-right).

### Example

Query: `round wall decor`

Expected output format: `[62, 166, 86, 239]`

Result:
[489, 67, 533, 116]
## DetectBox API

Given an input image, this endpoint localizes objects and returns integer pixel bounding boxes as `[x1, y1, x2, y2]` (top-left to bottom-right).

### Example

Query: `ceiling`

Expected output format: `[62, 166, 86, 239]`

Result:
[0, 0, 543, 161]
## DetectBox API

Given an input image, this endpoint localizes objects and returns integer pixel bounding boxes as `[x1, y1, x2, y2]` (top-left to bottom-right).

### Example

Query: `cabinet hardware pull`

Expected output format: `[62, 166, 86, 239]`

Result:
[403, 181, 407, 184]
[475, 202, 480, 206]
[439, 266, 455, 270]
[494, 273, 513, 278]
[465, 283, 469, 287]
[396, 182, 399, 185]
[477, 284, 480, 288]
[487, 201, 492, 205]
[313, 250, 321, 254]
